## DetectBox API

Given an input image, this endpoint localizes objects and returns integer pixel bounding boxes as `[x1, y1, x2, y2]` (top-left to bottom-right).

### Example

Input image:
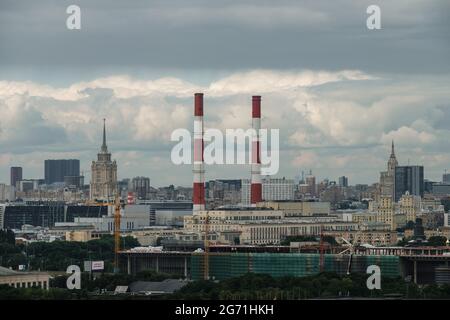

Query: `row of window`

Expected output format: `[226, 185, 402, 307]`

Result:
[5, 280, 48, 290]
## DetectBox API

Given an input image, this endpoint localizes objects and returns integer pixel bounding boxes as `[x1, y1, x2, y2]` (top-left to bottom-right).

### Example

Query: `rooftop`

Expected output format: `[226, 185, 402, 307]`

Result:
[129, 279, 189, 294]
[0, 266, 18, 276]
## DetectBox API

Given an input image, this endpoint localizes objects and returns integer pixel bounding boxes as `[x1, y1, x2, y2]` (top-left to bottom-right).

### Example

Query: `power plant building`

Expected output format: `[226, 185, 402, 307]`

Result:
[241, 178, 295, 205]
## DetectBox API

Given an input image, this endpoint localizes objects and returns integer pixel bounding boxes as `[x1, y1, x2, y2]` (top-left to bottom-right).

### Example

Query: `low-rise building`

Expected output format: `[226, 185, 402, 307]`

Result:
[0, 266, 50, 290]
[257, 200, 330, 217]
[130, 228, 182, 246]
[341, 211, 378, 224]
[184, 208, 358, 245]
[404, 227, 450, 240]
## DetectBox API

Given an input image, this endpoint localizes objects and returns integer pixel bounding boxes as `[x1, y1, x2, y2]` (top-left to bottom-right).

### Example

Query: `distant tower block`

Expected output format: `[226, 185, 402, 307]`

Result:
[193, 93, 205, 211]
[251, 96, 262, 206]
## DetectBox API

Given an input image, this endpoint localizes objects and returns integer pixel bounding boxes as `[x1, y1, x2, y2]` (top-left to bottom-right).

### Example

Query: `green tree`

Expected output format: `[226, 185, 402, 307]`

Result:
[427, 236, 447, 247]
[0, 229, 16, 245]
[397, 237, 412, 247]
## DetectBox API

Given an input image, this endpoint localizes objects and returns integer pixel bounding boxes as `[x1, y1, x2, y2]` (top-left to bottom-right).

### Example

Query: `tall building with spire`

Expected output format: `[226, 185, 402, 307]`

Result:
[387, 141, 398, 175]
[376, 141, 398, 230]
[380, 140, 398, 199]
[90, 119, 117, 200]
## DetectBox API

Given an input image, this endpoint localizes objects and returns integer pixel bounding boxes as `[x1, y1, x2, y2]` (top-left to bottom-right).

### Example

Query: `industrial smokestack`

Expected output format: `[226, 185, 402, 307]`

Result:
[193, 93, 205, 212]
[251, 95, 262, 206]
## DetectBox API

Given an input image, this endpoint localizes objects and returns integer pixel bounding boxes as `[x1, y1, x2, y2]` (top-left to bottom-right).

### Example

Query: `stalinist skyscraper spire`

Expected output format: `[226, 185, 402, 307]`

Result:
[379, 140, 398, 200]
[101, 118, 108, 152]
[90, 119, 118, 201]
[377, 140, 399, 231]
[388, 140, 398, 174]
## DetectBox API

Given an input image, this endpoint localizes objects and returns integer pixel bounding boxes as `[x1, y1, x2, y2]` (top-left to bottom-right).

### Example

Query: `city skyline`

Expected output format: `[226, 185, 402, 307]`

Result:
[1, 1, 450, 305]
[0, 122, 447, 188]
[1, 1, 450, 186]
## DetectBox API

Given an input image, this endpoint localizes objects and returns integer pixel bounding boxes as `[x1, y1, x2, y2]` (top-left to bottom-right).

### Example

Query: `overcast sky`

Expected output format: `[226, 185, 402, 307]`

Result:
[0, 0, 449, 186]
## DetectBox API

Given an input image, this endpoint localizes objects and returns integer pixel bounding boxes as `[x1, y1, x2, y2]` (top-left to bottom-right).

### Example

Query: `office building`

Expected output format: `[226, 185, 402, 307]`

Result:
[2, 203, 109, 229]
[10, 167, 23, 188]
[64, 175, 84, 188]
[17, 180, 44, 193]
[241, 178, 295, 205]
[184, 208, 358, 245]
[338, 176, 348, 187]
[75, 205, 153, 232]
[432, 183, 450, 196]
[394, 165, 424, 201]
[3, 203, 66, 229]
[44, 159, 80, 185]
[131, 177, 151, 200]
[136, 200, 193, 226]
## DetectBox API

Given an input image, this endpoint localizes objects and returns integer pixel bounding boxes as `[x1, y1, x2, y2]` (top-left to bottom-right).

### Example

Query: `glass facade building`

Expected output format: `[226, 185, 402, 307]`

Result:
[394, 166, 424, 201]
[191, 253, 400, 280]
[44, 159, 80, 185]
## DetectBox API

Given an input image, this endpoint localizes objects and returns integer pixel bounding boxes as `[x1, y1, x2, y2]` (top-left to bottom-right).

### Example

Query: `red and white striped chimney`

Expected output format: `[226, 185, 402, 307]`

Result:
[127, 192, 135, 205]
[251, 96, 262, 206]
[193, 93, 205, 212]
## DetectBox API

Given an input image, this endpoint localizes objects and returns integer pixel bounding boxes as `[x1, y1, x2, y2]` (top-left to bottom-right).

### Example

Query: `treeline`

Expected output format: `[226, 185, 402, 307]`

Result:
[0, 230, 140, 272]
[52, 270, 181, 292]
[397, 236, 447, 247]
[0, 229, 26, 268]
[3, 271, 450, 300]
[170, 272, 450, 300]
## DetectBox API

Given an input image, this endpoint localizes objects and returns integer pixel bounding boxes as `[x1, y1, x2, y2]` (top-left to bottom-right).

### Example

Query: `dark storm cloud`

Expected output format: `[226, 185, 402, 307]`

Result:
[0, 0, 449, 76]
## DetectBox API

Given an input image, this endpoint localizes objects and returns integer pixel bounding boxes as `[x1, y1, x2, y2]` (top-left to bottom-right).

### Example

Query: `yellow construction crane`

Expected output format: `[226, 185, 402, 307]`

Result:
[113, 194, 121, 273]
[84, 194, 123, 273]
[204, 211, 210, 280]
